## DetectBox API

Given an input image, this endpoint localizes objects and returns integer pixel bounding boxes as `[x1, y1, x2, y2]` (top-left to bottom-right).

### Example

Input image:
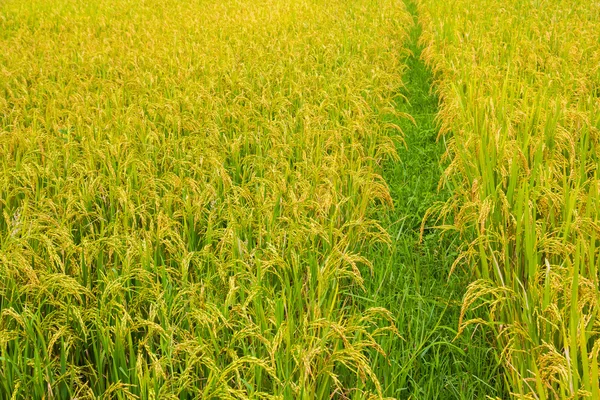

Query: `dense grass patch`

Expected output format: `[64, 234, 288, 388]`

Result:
[361, 4, 505, 397]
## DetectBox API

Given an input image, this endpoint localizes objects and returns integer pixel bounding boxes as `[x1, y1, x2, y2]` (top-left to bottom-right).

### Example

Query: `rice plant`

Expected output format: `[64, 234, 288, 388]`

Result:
[417, 0, 600, 397]
[0, 0, 413, 398]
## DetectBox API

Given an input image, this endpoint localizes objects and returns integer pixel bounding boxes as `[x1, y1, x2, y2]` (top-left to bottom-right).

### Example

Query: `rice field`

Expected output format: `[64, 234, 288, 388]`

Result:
[0, 0, 598, 399]
[417, 0, 600, 397]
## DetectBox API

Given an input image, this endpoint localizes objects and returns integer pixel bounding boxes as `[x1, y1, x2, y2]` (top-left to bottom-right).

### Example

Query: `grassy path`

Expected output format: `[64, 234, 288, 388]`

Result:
[362, 3, 507, 398]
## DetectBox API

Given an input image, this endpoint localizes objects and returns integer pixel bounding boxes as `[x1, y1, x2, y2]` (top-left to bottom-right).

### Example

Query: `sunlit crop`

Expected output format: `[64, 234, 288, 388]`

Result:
[0, 0, 412, 398]
[4, 0, 594, 397]
[417, 0, 600, 397]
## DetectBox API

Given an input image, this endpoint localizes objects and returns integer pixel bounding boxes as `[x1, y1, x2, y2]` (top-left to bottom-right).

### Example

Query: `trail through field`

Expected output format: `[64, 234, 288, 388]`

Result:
[359, 2, 507, 397]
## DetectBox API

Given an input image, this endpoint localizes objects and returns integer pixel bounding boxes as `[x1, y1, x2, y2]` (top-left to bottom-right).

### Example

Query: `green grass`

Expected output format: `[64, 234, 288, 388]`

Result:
[359, 3, 507, 398]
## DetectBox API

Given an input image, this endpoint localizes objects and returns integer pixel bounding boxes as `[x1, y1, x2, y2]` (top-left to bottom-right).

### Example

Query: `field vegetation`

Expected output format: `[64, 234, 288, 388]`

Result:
[417, 0, 600, 397]
[2, 0, 598, 398]
[0, 0, 413, 398]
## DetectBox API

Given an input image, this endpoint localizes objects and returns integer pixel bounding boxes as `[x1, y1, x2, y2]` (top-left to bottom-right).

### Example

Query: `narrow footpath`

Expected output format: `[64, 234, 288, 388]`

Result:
[360, 2, 508, 398]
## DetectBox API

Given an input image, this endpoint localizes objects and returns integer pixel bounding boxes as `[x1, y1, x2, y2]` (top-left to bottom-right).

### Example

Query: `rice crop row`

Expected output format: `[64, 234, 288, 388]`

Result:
[0, 0, 412, 398]
[416, 0, 600, 397]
